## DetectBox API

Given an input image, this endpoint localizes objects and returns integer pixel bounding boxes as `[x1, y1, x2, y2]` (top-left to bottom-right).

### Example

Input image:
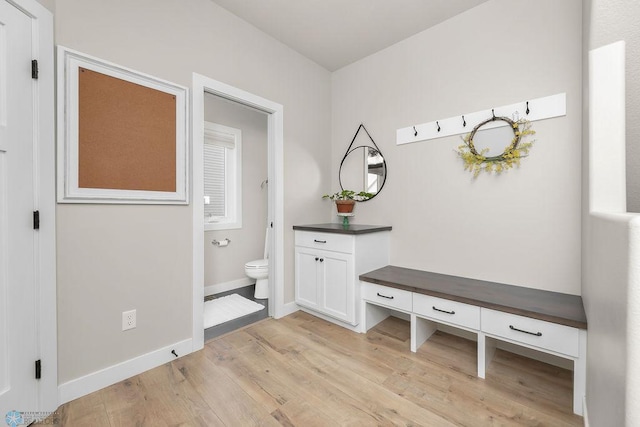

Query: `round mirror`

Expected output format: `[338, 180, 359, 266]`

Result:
[470, 124, 516, 158]
[339, 146, 387, 200]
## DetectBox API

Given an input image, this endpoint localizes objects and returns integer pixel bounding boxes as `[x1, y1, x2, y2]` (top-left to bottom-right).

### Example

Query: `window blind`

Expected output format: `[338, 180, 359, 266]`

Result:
[204, 142, 226, 218]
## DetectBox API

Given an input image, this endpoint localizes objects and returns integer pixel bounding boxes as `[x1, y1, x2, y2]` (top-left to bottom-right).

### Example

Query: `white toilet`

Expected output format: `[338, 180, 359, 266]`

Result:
[245, 228, 269, 299]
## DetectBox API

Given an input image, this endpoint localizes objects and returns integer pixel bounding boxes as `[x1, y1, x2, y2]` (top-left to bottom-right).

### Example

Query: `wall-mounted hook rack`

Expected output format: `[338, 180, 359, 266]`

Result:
[396, 92, 566, 145]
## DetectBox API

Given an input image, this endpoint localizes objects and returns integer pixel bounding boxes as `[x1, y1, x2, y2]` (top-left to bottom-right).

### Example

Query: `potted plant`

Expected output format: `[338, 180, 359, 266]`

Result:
[322, 190, 373, 213]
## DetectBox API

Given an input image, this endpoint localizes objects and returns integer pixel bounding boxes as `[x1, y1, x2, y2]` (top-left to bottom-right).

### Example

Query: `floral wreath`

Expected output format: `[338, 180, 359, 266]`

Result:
[457, 116, 535, 177]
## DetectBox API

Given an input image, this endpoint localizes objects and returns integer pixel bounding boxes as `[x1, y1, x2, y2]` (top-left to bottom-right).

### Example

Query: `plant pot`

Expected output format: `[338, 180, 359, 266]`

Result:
[335, 200, 355, 213]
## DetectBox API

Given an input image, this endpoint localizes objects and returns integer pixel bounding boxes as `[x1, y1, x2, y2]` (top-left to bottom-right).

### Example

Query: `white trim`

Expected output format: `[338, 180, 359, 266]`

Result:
[7, 0, 57, 414]
[58, 338, 192, 405]
[583, 396, 589, 427]
[56, 46, 189, 204]
[192, 73, 285, 352]
[280, 301, 300, 318]
[204, 277, 254, 297]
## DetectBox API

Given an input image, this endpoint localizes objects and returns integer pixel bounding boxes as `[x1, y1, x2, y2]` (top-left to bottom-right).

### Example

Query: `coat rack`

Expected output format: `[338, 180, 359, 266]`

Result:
[396, 93, 566, 146]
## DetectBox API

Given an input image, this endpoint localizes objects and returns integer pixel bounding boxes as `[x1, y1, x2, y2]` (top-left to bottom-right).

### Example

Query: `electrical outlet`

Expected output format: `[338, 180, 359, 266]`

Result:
[122, 309, 136, 331]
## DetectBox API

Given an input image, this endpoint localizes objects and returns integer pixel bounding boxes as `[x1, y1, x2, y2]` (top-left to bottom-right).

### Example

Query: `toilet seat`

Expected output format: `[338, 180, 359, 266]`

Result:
[245, 259, 268, 269]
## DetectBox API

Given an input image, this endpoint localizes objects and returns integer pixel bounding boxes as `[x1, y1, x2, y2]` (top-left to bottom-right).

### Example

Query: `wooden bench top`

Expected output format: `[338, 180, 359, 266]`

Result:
[359, 266, 587, 329]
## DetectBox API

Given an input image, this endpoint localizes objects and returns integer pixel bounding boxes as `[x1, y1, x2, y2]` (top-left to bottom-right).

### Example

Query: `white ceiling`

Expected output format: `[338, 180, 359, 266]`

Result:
[211, 0, 490, 71]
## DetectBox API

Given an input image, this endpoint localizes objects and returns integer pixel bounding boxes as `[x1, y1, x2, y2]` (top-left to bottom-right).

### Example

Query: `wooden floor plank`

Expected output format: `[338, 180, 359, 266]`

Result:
[210, 330, 392, 425]
[45, 312, 583, 426]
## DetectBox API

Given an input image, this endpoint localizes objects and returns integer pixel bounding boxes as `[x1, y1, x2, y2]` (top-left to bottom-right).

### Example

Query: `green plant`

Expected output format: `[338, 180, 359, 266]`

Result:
[322, 189, 373, 201]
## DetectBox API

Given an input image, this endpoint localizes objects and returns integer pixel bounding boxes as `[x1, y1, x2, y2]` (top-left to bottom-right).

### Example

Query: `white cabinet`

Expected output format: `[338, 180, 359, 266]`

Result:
[361, 280, 587, 416]
[294, 227, 390, 327]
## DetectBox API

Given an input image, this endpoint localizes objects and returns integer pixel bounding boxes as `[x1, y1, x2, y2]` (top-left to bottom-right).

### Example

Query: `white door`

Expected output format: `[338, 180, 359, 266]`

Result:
[320, 252, 353, 323]
[294, 248, 320, 310]
[0, 0, 39, 421]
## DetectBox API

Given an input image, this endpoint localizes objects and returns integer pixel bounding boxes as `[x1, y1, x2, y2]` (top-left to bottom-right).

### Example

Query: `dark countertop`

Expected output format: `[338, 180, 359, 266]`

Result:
[293, 223, 392, 235]
[360, 265, 587, 329]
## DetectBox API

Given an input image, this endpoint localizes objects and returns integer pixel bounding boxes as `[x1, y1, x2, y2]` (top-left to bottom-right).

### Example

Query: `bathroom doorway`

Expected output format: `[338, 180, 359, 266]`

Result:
[191, 73, 284, 350]
[202, 94, 269, 340]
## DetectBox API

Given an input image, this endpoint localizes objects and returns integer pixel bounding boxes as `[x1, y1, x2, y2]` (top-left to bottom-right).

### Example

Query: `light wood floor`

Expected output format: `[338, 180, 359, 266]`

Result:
[45, 312, 584, 426]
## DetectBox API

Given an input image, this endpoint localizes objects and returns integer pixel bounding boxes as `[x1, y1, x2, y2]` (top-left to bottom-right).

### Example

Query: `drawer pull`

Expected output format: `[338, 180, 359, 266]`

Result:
[376, 292, 394, 300]
[432, 306, 455, 315]
[314, 239, 327, 243]
[509, 325, 542, 337]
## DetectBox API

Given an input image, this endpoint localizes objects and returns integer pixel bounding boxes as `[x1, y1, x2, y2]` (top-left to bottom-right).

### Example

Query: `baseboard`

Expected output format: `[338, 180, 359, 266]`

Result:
[276, 301, 299, 318]
[58, 338, 193, 405]
[583, 396, 589, 426]
[204, 277, 253, 296]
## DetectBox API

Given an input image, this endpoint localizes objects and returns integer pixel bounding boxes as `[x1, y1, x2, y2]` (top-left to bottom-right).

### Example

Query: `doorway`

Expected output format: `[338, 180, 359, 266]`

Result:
[191, 73, 284, 351]
[202, 94, 269, 340]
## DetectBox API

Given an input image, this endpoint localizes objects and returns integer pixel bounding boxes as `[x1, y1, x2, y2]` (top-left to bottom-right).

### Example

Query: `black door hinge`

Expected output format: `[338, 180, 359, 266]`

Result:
[31, 60, 38, 79]
[33, 211, 40, 230]
[35, 360, 41, 379]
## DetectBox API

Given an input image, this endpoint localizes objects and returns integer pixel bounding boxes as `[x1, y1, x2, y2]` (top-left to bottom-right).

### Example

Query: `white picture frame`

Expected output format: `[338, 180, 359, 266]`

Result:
[57, 46, 189, 204]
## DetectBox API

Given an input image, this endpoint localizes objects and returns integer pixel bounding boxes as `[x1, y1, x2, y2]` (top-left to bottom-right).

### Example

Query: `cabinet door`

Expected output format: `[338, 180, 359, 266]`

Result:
[295, 247, 321, 309]
[318, 251, 354, 324]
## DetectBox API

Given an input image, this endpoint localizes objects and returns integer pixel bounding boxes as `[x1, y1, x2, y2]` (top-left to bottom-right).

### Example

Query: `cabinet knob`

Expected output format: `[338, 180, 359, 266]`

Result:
[315, 257, 319, 261]
[319, 258, 324, 262]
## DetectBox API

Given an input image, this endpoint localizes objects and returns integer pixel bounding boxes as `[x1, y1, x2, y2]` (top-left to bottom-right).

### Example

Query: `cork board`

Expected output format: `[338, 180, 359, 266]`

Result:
[78, 67, 177, 192]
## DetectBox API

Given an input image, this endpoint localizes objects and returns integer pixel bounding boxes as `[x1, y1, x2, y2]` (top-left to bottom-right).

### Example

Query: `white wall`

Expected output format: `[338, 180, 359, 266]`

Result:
[583, 0, 640, 212]
[582, 3, 640, 423]
[331, 0, 583, 295]
[583, 213, 639, 426]
[203, 94, 268, 288]
[55, 0, 331, 386]
[35, 0, 53, 13]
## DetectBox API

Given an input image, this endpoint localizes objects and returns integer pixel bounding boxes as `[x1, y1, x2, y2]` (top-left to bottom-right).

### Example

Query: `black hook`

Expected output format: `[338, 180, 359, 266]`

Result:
[413, 126, 418, 137]
[436, 121, 441, 132]
[492, 109, 495, 119]
[171, 350, 178, 358]
[462, 115, 466, 127]
[526, 101, 530, 115]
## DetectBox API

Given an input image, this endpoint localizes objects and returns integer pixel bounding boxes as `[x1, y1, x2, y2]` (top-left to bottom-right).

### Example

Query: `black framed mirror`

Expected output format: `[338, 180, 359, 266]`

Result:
[339, 125, 387, 200]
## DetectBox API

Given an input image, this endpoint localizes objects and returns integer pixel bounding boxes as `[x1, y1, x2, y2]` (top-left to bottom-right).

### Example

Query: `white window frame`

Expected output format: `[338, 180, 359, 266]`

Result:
[203, 122, 242, 230]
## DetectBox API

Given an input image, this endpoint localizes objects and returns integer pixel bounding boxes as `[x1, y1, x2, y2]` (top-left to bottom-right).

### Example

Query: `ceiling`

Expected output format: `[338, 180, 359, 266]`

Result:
[211, 0, 490, 71]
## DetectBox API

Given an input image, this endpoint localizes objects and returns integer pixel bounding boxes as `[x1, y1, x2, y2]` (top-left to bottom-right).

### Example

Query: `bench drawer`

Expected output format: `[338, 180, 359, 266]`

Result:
[413, 293, 480, 330]
[295, 231, 354, 254]
[362, 282, 412, 312]
[481, 309, 580, 357]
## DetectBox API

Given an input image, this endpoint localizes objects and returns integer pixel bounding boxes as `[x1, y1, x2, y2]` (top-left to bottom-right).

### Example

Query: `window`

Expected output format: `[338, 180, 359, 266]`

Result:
[204, 122, 242, 230]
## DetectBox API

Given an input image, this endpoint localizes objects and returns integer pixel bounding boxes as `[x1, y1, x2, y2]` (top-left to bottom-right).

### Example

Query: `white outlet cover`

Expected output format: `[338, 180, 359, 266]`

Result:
[122, 309, 136, 331]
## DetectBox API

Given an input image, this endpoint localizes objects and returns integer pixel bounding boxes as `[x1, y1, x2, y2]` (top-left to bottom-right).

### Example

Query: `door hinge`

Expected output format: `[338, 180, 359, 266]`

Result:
[33, 210, 40, 230]
[31, 60, 38, 79]
[35, 360, 41, 379]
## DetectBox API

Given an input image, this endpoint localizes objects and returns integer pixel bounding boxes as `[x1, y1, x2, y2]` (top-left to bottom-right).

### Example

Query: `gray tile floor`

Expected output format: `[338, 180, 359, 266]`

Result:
[204, 284, 269, 342]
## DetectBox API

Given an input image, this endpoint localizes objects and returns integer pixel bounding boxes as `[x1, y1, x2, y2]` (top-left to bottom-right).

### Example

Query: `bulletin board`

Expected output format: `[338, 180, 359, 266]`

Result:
[57, 47, 189, 204]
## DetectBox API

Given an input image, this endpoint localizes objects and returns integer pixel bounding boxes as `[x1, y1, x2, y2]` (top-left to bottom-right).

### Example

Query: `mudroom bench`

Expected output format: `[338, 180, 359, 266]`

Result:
[359, 265, 587, 416]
